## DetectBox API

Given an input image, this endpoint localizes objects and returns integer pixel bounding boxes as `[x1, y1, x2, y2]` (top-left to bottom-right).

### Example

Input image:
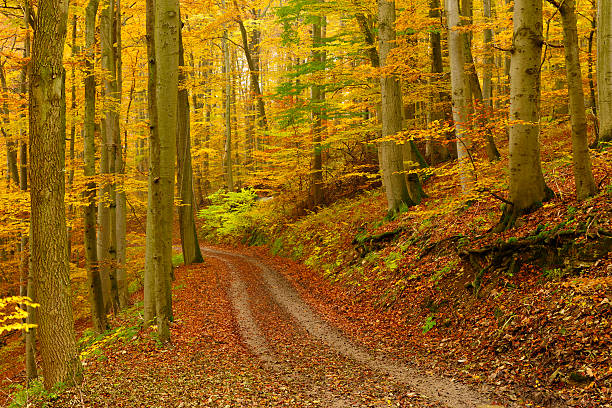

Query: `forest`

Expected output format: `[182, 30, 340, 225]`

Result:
[0, 0, 610, 405]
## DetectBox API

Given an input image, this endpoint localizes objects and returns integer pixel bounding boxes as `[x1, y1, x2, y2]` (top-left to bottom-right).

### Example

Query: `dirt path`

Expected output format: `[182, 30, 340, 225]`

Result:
[202, 247, 499, 408]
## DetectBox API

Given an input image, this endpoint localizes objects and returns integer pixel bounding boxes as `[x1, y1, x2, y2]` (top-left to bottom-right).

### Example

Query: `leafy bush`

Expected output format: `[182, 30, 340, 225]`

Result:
[198, 188, 258, 240]
[8, 379, 64, 408]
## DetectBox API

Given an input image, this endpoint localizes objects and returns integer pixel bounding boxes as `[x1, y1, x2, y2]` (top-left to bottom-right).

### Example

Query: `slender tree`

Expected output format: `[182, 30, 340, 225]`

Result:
[598, 0, 612, 142]
[20, 3, 36, 381]
[311, 10, 324, 206]
[151, 0, 180, 342]
[377, 0, 414, 212]
[29, 0, 82, 388]
[143, 0, 157, 327]
[85, 0, 109, 333]
[115, 0, 129, 308]
[446, 0, 473, 190]
[177, 25, 204, 265]
[221, 22, 234, 191]
[547, 0, 597, 199]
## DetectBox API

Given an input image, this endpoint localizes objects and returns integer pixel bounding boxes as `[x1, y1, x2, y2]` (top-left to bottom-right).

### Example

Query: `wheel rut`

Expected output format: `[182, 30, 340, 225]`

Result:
[202, 247, 500, 408]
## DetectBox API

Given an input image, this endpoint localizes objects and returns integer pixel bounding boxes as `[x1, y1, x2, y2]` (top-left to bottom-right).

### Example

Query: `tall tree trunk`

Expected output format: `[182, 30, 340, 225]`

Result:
[461, 0, 500, 161]
[29, 0, 82, 388]
[68, 15, 77, 188]
[503, 0, 550, 227]
[101, 0, 119, 312]
[557, 0, 597, 199]
[425, 0, 450, 164]
[222, 28, 234, 191]
[85, 0, 109, 333]
[0, 65, 19, 186]
[115, 0, 129, 309]
[482, 0, 494, 107]
[20, 4, 36, 381]
[587, 15, 598, 146]
[152, 0, 180, 343]
[378, 0, 414, 212]
[311, 11, 324, 207]
[598, 0, 612, 141]
[177, 24, 203, 266]
[236, 18, 268, 131]
[446, 0, 473, 190]
[143, 0, 157, 327]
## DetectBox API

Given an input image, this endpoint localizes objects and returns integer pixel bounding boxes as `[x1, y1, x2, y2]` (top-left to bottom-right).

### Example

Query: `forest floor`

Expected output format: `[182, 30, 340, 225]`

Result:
[10, 245, 510, 408]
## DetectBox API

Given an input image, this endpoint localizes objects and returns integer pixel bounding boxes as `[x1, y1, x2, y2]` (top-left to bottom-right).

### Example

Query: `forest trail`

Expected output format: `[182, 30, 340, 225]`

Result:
[46, 246, 509, 408]
[201, 247, 498, 408]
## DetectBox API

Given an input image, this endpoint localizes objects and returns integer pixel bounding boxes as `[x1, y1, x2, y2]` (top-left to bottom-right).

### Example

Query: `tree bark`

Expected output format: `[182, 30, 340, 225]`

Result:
[311, 11, 324, 207]
[425, 0, 450, 163]
[20, 4, 36, 382]
[378, 0, 414, 212]
[446, 0, 473, 190]
[115, 0, 129, 309]
[482, 0, 494, 107]
[85, 0, 109, 333]
[598, 0, 612, 141]
[152, 0, 180, 343]
[29, 0, 82, 388]
[506, 0, 549, 219]
[143, 0, 157, 328]
[557, 0, 597, 199]
[0, 65, 19, 186]
[101, 0, 120, 312]
[236, 18, 268, 131]
[222, 27, 234, 191]
[177, 25, 204, 266]
[68, 15, 77, 187]
[461, 0, 500, 161]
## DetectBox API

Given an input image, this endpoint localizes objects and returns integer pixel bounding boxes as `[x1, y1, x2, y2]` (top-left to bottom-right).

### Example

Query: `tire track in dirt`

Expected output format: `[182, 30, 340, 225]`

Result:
[203, 247, 498, 408]
[207, 253, 365, 407]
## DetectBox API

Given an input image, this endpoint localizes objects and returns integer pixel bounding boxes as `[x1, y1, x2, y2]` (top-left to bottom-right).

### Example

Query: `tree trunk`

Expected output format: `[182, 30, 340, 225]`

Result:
[598, 0, 612, 141]
[461, 0, 500, 161]
[557, 0, 597, 199]
[425, 0, 450, 164]
[152, 0, 180, 343]
[482, 0, 494, 107]
[506, 0, 549, 221]
[378, 0, 415, 212]
[446, 0, 473, 190]
[101, 0, 119, 312]
[143, 0, 157, 328]
[68, 15, 77, 188]
[222, 28, 234, 191]
[0, 65, 19, 186]
[237, 19, 268, 131]
[29, 0, 82, 388]
[85, 0, 109, 334]
[311, 12, 324, 207]
[177, 25, 204, 266]
[115, 0, 129, 309]
[20, 4, 36, 382]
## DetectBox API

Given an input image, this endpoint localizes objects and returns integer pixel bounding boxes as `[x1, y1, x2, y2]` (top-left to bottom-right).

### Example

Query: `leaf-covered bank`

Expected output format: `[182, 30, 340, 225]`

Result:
[202, 148, 612, 406]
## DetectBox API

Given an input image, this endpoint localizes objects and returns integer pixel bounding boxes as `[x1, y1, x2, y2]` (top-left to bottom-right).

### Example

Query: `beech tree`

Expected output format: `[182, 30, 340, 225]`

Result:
[446, 0, 472, 190]
[548, 0, 597, 199]
[85, 0, 109, 333]
[502, 0, 551, 227]
[377, 0, 413, 212]
[143, 0, 158, 328]
[177, 25, 204, 265]
[311, 10, 324, 206]
[598, 0, 612, 142]
[29, 0, 82, 388]
[151, 0, 180, 342]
